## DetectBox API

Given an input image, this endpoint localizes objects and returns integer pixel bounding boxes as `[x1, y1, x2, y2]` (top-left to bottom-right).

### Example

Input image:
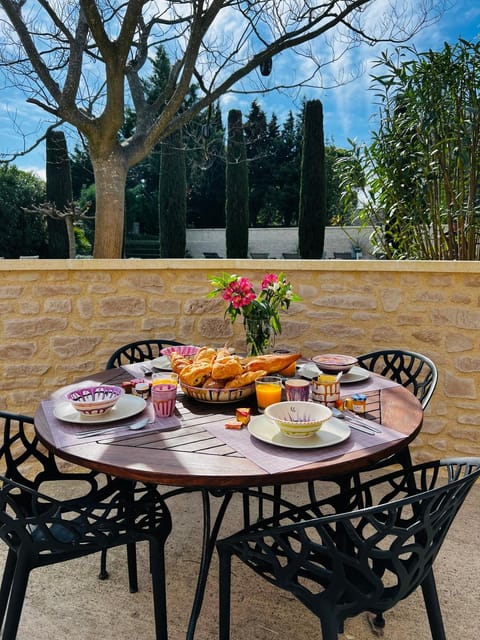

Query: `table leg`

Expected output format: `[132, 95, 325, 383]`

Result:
[186, 488, 233, 640]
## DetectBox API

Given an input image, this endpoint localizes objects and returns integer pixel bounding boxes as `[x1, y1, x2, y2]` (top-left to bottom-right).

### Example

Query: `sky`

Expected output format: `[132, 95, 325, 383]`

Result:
[0, 0, 479, 181]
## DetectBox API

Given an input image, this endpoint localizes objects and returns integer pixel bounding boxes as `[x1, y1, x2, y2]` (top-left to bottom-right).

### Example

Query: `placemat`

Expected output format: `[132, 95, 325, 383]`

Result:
[202, 415, 407, 474]
[40, 400, 181, 448]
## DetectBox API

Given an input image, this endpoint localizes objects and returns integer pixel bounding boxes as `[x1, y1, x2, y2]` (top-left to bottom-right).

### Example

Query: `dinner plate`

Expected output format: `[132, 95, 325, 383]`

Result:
[248, 415, 351, 449]
[53, 394, 147, 424]
[150, 356, 172, 371]
[340, 366, 370, 384]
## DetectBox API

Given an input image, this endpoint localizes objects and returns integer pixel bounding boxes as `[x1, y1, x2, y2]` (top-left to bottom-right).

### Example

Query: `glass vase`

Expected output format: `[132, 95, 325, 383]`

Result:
[244, 313, 274, 356]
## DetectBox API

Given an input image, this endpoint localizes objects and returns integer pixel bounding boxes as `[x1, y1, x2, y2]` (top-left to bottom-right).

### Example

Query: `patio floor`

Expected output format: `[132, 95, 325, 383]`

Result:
[3, 479, 479, 639]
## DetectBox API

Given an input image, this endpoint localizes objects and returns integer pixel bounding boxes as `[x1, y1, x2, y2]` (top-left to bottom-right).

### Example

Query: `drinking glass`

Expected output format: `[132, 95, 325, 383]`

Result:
[255, 376, 282, 413]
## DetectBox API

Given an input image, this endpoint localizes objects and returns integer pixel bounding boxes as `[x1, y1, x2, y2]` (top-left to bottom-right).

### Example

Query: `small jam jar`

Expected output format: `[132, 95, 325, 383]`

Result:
[351, 393, 367, 413]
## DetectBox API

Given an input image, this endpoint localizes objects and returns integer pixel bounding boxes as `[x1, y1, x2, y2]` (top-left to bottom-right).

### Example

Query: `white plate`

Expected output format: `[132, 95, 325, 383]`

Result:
[53, 394, 147, 424]
[248, 415, 351, 449]
[340, 366, 370, 384]
[150, 356, 172, 371]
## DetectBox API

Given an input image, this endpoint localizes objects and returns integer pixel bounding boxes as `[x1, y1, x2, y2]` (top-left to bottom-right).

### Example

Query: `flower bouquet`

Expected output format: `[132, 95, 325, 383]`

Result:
[208, 272, 300, 356]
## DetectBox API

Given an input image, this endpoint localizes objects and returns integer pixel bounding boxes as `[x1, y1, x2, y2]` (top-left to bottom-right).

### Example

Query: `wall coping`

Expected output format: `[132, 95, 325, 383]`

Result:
[2, 258, 480, 274]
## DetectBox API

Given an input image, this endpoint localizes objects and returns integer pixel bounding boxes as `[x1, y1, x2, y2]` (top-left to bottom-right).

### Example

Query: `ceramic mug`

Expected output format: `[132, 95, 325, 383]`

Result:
[285, 378, 310, 402]
[311, 375, 340, 406]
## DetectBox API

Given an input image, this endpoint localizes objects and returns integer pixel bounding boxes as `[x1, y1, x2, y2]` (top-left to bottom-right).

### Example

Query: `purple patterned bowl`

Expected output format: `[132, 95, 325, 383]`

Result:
[312, 354, 358, 375]
[66, 385, 124, 416]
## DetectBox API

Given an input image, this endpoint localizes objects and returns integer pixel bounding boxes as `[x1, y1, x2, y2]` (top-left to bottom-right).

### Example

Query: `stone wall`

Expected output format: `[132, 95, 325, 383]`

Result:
[1, 258, 479, 463]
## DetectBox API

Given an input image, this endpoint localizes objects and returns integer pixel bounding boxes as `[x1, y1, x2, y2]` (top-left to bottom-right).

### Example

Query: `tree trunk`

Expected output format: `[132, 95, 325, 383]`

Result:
[298, 99, 327, 259]
[91, 155, 129, 259]
[46, 130, 71, 258]
[226, 109, 249, 258]
[159, 130, 187, 258]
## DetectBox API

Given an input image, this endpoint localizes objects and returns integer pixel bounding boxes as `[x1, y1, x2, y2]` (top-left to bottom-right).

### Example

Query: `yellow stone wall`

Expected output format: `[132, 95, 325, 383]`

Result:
[1, 258, 479, 463]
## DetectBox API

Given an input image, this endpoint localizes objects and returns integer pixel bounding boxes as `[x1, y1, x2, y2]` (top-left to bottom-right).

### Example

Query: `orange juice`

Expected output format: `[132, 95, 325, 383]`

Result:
[255, 376, 282, 411]
[152, 373, 178, 386]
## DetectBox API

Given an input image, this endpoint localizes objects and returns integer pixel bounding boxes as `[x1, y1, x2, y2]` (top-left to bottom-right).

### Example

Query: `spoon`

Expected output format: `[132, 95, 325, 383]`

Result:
[75, 417, 150, 438]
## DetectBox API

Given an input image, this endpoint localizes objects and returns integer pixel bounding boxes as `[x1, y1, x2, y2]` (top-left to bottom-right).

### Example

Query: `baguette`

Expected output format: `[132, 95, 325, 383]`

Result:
[243, 353, 301, 374]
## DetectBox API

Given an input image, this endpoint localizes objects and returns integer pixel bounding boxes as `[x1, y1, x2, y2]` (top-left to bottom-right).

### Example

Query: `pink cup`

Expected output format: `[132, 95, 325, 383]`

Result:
[151, 383, 177, 417]
[285, 378, 310, 402]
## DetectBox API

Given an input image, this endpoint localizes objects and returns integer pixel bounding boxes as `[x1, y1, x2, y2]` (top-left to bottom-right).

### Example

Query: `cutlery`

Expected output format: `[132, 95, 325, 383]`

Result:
[75, 416, 150, 438]
[331, 407, 381, 434]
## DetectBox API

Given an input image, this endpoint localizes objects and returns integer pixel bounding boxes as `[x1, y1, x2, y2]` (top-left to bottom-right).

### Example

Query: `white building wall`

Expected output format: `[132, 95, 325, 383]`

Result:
[186, 226, 374, 259]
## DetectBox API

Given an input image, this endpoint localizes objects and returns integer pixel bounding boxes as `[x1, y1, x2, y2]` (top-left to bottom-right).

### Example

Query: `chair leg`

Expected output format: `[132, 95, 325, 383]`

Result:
[149, 539, 168, 640]
[421, 569, 447, 640]
[0, 551, 16, 628]
[218, 547, 232, 640]
[99, 549, 109, 580]
[318, 607, 340, 640]
[127, 542, 138, 593]
[1, 555, 30, 640]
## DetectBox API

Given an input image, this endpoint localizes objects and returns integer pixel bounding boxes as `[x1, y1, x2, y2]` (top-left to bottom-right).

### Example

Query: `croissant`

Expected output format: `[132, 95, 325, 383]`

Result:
[243, 353, 301, 374]
[170, 352, 193, 374]
[193, 346, 217, 366]
[224, 369, 267, 388]
[211, 354, 243, 380]
[179, 362, 212, 387]
[202, 376, 226, 389]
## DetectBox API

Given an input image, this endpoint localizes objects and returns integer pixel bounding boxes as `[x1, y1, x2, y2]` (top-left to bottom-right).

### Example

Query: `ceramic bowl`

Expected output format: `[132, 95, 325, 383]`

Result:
[66, 385, 124, 416]
[160, 345, 201, 358]
[180, 382, 255, 404]
[265, 401, 332, 438]
[312, 354, 358, 375]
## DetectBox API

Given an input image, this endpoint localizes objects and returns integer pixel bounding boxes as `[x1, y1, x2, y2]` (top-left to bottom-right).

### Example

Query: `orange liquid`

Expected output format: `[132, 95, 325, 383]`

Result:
[256, 382, 282, 410]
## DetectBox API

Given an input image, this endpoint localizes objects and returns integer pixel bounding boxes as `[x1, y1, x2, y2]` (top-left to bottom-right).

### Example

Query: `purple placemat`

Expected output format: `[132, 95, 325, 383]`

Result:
[41, 400, 181, 448]
[202, 416, 407, 474]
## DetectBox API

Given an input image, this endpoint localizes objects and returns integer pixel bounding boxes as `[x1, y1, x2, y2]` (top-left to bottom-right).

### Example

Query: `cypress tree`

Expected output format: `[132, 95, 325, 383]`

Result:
[226, 109, 249, 258]
[298, 100, 327, 258]
[46, 129, 72, 258]
[159, 130, 187, 257]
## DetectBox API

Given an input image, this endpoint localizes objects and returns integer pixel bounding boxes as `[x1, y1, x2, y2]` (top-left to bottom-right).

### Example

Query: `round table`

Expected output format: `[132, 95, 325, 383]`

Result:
[34, 367, 423, 639]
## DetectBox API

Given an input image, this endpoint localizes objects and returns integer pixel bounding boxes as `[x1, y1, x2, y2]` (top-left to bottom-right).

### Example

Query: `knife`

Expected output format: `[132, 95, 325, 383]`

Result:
[75, 416, 151, 438]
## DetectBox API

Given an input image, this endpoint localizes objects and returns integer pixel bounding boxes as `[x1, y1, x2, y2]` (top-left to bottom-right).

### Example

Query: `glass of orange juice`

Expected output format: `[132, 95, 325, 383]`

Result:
[255, 376, 283, 413]
[152, 372, 179, 386]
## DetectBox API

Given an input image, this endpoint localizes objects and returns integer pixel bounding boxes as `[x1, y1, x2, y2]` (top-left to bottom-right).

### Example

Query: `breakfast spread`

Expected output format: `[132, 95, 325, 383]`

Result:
[168, 346, 301, 391]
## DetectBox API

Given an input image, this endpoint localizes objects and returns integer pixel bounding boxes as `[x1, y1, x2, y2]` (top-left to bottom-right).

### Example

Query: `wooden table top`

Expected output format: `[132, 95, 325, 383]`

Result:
[34, 367, 423, 489]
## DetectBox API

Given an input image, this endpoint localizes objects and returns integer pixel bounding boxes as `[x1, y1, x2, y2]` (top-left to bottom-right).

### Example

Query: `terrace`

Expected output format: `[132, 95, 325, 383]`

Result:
[0, 257, 479, 639]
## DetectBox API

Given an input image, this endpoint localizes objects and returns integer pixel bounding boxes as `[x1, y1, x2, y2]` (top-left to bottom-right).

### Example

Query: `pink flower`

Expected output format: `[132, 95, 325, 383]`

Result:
[222, 277, 256, 309]
[261, 273, 278, 289]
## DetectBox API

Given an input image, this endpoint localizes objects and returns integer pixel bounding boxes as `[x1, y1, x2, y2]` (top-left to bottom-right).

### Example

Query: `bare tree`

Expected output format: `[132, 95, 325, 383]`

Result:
[0, 0, 445, 258]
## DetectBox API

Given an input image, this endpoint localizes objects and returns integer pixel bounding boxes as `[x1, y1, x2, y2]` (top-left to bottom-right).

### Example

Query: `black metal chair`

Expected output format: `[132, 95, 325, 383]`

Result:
[0, 411, 172, 639]
[105, 339, 184, 369]
[217, 458, 480, 640]
[357, 349, 438, 410]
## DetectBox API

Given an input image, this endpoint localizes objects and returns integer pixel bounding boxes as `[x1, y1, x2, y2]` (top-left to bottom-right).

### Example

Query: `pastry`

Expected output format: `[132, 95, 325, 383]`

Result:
[211, 353, 243, 380]
[224, 369, 267, 388]
[202, 377, 226, 389]
[179, 362, 212, 387]
[243, 353, 301, 374]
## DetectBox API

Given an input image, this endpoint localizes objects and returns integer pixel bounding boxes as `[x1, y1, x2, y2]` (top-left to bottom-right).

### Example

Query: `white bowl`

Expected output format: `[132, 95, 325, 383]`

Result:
[312, 354, 358, 375]
[66, 385, 124, 416]
[180, 382, 255, 404]
[265, 401, 332, 438]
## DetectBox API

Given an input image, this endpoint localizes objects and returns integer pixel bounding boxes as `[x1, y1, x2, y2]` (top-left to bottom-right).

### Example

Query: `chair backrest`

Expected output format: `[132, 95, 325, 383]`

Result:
[0, 411, 60, 489]
[356, 349, 438, 408]
[0, 410, 107, 499]
[220, 458, 480, 627]
[105, 339, 184, 369]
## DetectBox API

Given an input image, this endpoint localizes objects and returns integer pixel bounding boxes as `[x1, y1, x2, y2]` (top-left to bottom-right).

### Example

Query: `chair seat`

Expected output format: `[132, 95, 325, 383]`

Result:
[0, 411, 171, 640]
[217, 458, 480, 640]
